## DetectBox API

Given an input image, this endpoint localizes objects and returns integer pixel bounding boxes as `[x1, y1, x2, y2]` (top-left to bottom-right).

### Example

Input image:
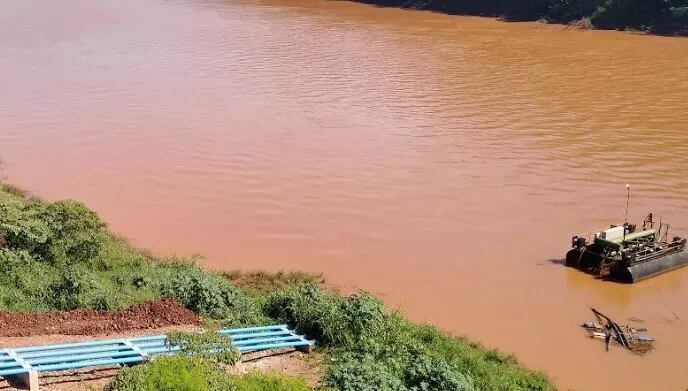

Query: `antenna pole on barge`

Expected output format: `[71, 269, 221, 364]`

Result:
[624, 184, 630, 242]
[625, 184, 630, 225]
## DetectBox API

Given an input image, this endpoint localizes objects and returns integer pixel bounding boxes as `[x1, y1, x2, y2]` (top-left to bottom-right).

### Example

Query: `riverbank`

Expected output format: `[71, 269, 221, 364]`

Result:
[344, 0, 688, 35]
[3, 1, 687, 388]
[0, 182, 556, 390]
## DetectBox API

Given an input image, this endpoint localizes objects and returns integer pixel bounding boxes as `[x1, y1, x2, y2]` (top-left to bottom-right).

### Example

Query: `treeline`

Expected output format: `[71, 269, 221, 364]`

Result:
[357, 0, 688, 34]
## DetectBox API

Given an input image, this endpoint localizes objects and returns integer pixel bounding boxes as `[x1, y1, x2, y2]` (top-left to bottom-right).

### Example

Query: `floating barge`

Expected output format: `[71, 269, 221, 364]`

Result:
[566, 213, 688, 282]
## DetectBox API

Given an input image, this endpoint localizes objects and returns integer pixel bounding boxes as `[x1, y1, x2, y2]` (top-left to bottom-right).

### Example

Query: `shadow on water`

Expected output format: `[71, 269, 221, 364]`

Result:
[539, 258, 636, 285]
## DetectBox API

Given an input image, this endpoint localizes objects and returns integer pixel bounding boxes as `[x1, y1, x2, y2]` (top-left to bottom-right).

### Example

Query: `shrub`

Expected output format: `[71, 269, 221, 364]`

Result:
[0, 196, 50, 257]
[38, 200, 106, 264]
[265, 285, 395, 350]
[0, 248, 33, 273]
[409, 324, 554, 391]
[224, 270, 323, 294]
[0, 183, 29, 198]
[591, 0, 669, 29]
[326, 353, 406, 391]
[105, 356, 315, 391]
[104, 355, 232, 391]
[49, 269, 88, 310]
[568, 17, 594, 28]
[166, 330, 241, 365]
[405, 355, 475, 391]
[0, 195, 106, 265]
[160, 264, 259, 323]
[549, 0, 600, 21]
[231, 372, 314, 391]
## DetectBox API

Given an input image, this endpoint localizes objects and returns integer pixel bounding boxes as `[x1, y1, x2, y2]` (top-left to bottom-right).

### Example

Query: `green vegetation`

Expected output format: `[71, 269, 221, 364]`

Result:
[106, 331, 313, 391]
[0, 187, 262, 324]
[105, 355, 316, 391]
[165, 331, 241, 365]
[105, 356, 233, 391]
[0, 184, 556, 390]
[357, 0, 688, 34]
[266, 285, 553, 391]
[224, 270, 324, 294]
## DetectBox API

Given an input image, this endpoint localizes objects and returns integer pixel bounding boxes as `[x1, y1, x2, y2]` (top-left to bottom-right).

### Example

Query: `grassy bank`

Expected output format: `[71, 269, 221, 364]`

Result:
[351, 0, 688, 35]
[0, 183, 556, 390]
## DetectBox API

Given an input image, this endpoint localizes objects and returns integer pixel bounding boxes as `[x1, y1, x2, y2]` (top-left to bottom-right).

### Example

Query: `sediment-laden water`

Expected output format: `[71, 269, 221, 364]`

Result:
[1, 0, 687, 389]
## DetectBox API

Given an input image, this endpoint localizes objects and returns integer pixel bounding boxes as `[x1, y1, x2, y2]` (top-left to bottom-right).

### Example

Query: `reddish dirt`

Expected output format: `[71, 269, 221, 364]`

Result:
[0, 299, 202, 337]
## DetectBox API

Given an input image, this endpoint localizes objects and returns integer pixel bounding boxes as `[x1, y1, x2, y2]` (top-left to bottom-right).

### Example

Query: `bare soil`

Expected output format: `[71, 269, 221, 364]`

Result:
[0, 299, 202, 337]
[232, 348, 325, 388]
[0, 302, 323, 391]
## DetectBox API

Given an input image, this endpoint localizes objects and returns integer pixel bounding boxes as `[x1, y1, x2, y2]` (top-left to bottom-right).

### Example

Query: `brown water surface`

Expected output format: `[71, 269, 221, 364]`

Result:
[1, 0, 688, 389]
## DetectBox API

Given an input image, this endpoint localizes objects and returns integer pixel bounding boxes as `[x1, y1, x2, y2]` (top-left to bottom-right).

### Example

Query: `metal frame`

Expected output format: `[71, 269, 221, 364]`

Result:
[0, 324, 314, 389]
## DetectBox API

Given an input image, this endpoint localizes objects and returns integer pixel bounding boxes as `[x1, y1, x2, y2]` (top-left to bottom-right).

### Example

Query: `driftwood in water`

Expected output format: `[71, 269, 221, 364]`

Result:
[591, 308, 631, 349]
[583, 308, 654, 355]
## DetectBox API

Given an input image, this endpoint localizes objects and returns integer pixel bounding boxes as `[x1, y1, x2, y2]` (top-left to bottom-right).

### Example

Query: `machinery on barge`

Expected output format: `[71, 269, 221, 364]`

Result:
[566, 213, 688, 282]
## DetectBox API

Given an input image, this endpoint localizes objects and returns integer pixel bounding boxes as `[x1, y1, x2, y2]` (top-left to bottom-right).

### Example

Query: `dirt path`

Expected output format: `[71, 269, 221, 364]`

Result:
[0, 300, 201, 337]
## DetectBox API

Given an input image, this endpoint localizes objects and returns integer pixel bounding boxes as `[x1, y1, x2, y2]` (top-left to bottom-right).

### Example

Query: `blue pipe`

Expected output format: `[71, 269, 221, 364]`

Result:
[0, 368, 33, 377]
[136, 336, 302, 354]
[134, 334, 301, 350]
[33, 356, 144, 372]
[21, 345, 134, 360]
[15, 340, 126, 353]
[26, 350, 142, 366]
[0, 362, 21, 370]
[0, 324, 314, 377]
[129, 330, 292, 347]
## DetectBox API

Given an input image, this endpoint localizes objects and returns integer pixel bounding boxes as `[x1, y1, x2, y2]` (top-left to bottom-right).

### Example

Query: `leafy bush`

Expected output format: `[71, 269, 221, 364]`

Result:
[326, 353, 405, 391]
[166, 330, 241, 365]
[410, 324, 554, 391]
[105, 356, 315, 391]
[231, 372, 314, 391]
[49, 269, 90, 311]
[0, 196, 50, 257]
[224, 270, 323, 294]
[591, 0, 668, 29]
[265, 285, 394, 350]
[38, 200, 106, 264]
[0, 196, 105, 265]
[160, 264, 260, 324]
[104, 355, 233, 391]
[405, 355, 475, 391]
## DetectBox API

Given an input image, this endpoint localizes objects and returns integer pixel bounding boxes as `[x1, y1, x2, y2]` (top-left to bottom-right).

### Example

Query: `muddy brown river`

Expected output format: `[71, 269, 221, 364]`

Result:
[1, 0, 688, 389]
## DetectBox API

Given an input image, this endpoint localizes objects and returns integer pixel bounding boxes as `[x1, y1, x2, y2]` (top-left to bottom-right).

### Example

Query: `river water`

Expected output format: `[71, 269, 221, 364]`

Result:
[1, 0, 687, 389]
